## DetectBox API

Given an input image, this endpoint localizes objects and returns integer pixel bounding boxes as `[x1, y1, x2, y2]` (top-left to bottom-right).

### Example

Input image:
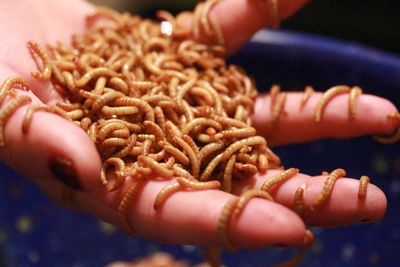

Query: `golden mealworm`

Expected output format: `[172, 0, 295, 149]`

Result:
[113, 97, 155, 121]
[200, 153, 223, 181]
[101, 105, 139, 116]
[62, 71, 76, 93]
[75, 67, 118, 87]
[217, 197, 238, 252]
[153, 182, 181, 210]
[112, 134, 137, 158]
[271, 92, 287, 123]
[100, 157, 126, 191]
[174, 135, 200, 178]
[138, 155, 174, 178]
[175, 176, 221, 190]
[27, 41, 52, 81]
[22, 104, 69, 133]
[97, 121, 127, 142]
[300, 85, 315, 109]
[159, 141, 190, 166]
[109, 77, 129, 95]
[215, 127, 256, 140]
[257, 153, 269, 173]
[348, 86, 363, 120]
[80, 117, 92, 130]
[99, 138, 128, 151]
[198, 141, 224, 162]
[233, 189, 273, 218]
[181, 118, 222, 135]
[260, 168, 299, 192]
[56, 102, 81, 111]
[0, 77, 28, 104]
[294, 187, 305, 215]
[143, 120, 165, 142]
[182, 134, 199, 154]
[314, 85, 350, 122]
[234, 163, 258, 175]
[312, 168, 346, 210]
[221, 136, 267, 162]
[110, 128, 130, 138]
[0, 95, 31, 146]
[222, 154, 236, 193]
[358, 175, 370, 199]
[196, 80, 223, 114]
[173, 164, 196, 180]
[118, 179, 142, 236]
[215, 116, 248, 128]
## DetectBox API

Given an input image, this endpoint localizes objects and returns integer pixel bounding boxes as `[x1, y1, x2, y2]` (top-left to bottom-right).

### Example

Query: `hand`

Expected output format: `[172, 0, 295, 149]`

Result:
[0, 0, 398, 250]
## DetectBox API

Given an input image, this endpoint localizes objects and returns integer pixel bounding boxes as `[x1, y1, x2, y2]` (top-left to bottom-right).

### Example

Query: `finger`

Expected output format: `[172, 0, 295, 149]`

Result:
[0, 89, 101, 191]
[251, 92, 399, 146]
[183, 0, 310, 53]
[233, 169, 387, 226]
[43, 176, 306, 249]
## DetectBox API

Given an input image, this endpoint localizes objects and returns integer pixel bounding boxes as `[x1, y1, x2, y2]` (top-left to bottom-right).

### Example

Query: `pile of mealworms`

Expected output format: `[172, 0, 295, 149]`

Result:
[0, 1, 399, 266]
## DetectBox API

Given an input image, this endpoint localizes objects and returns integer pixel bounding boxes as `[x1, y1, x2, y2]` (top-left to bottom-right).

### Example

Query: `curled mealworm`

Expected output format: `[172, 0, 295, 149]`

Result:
[154, 182, 181, 210]
[0, 77, 28, 104]
[260, 168, 299, 192]
[0, 95, 31, 146]
[27, 41, 52, 81]
[181, 118, 222, 135]
[175, 176, 220, 190]
[348, 86, 363, 120]
[358, 175, 370, 199]
[118, 179, 142, 236]
[159, 140, 190, 166]
[233, 189, 273, 218]
[22, 104, 69, 133]
[138, 155, 174, 178]
[97, 121, 127, 143]
[373, 112, 400, 144]
[217, 197, 239, 252]
[312, 168, 346, 210]
[221, 136, 267, 162]
[109, 77, 130, 95]
[75, 67, 118, 87]
[100, 157, 126, 191]
[143, 120, 165, 142]
[314, 85, 350, 122]
[174, 135, 200, 178]
[300, 85, 315, 109]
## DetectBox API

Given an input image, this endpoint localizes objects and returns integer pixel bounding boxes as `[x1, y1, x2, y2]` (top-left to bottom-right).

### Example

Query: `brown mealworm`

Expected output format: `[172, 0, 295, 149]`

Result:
[118, 179, 142, 236]
[300, 85, 315, 109]
[101, 106, 139, 116]
[221, 136, 267, 162]
[234, 163, 258, 175]
[153, 182, 181, 210]
[75, 67, 118, 87]
[97, 121, 127, 143]
[348, 86, 363, 120]
[109, 77, 130, 95]
[222, 154, 236, 193]
[110, 128, 130, 138]
[22, 104, 69, 133]
[181, 118, 222, 135]
[271, 92, 287, 123]
[143, 120, 165, 142]
[233, 189, 273, 218]
[200, 153, 223, 181]
[215, 127, 256, 140]
[215, 116, 248, 128]
[138, 155, 174, 178]
[0, 77, 28, 104]
[0, 95, 31, 146]
[217, 197, 239, 252]
[114, 97, 155, 122]
[174, 135, 200, 178]
[260, 168, 299, 192]
[100, 157, 126, 191]
[294, 187, 305, 215]
[358, 175, 370, 199]
[175, 176, 221, 190]
[312, 168, 346, 210]
[160, 141, 190, 165]
[314, 85, 350, 122]
[27, 41, 52, 81]
[373, 113, 400, 144]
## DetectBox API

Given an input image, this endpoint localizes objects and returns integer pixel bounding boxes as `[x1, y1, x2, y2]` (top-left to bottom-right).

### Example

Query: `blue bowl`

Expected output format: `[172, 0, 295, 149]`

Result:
[0, 30, 399, 267]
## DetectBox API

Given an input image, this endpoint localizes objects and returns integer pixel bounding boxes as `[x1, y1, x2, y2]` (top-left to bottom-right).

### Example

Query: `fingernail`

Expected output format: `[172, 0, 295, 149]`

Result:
[48, 156, 82, 190]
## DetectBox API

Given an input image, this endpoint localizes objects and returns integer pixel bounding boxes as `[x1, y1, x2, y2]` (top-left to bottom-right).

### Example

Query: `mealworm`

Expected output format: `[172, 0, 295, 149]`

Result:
[222, 154, 236, 193]
[118, 179, 142, 236]
[0, 95, 31, 146]
[173, 164, 195, 180]
[138, 155, 174, 178]
[97, 121, 127, 143]
[300, 86, 315, 109]
[260, 168, 299, 192]
[100, 157, 126, 191]
[101, 105, 139, 116]
[200, 153, 223, 181]
[271, 92, 287, 124]
[154, 106, 166, 132]
[22, 104, 69, 133]
[141, 139, 153, 156]
[66, 109, 85, 120]
[215, 117, 248, 128]
[215, 127, 256, 140]
[265, 147, 281, 168]
[348, 86, 363, 120]
[358, 175, 370, 199]
[110, 128, 130, 138]
[221, 136, 267, 162]
[182, 134, 199, 155]
[373, 112, 400, 144]
[153, 182, 181, 210]
[174, 136, 200, 178]
[312, 168, 346, 210]
[75, 67, 118, 87]
[113, 97, 155, 121]
[159, 140, 190, 166]
[181, 118, 222, 135]
[109, 77, 130, 95]
[175, 176, 220, 190]
[80, 117, 92, 131]
[234, 163, 258, 175]
[0, 77, 28, 104]
[143, 120, 165, 142]
[314, 85, 350, 122]
[217, 197, 238, 252]
[56, 102, 81, 111]
[99, 137, 128, 151]
[27, 41, 52, 81]
[196, 80, 223, 114]
[233, 189, 273, 218]
[294, 187, 305, 215]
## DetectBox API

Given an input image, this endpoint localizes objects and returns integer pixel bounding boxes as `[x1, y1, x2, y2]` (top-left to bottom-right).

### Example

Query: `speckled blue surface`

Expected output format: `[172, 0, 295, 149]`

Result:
[0, 30, 399, 267]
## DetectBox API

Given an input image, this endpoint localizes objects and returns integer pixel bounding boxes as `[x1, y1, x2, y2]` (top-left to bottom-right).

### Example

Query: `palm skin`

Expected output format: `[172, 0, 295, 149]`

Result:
[0, 0, 398, 249]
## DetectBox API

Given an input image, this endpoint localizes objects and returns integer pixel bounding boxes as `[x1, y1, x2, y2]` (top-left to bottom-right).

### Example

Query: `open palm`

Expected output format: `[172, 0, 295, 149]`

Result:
[0, 0, 398, 250]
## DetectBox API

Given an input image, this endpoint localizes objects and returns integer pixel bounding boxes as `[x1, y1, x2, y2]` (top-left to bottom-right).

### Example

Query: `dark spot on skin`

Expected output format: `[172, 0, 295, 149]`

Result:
[48, 156, 82, 190]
